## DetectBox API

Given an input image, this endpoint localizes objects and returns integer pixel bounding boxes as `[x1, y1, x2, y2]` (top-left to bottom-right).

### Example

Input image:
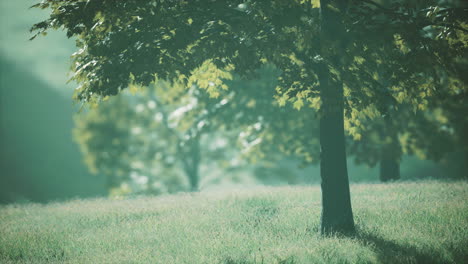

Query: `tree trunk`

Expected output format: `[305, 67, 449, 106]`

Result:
[318, 65, 355, 235]
[187, 166, 199, 192]
[379, 115, 401, 182]
[380, 155, 400, 182]
[183, 135, 201, 192]
[379, 134, 401, 182]
[318, 0, 355, 235]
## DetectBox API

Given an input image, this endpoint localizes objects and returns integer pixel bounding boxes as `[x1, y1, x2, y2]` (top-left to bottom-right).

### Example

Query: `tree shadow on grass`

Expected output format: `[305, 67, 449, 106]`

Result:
[355, 231, 464, 264]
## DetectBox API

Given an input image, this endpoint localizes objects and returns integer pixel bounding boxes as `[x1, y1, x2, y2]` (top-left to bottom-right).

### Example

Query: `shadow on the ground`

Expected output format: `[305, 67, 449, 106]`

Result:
[355, 231, 463, 264]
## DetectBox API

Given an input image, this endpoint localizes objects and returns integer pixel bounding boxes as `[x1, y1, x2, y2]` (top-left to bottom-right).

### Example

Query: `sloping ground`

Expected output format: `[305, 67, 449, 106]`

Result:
[0, 57, 106, 203]
[0, 181, 467, 263]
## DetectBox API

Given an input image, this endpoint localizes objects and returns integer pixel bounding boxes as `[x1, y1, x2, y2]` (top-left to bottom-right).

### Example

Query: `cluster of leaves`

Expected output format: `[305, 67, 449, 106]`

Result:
[31, 0, 466, 121]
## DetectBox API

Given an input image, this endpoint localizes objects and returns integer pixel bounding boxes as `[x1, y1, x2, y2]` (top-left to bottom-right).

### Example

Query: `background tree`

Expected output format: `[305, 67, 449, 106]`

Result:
[345, 0, 468, 181]
[347, 107, 454, 182]
[75, 80, 251, 194]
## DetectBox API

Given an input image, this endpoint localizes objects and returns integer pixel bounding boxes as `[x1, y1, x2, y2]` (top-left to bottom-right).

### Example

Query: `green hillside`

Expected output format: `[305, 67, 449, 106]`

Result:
[1, 181, 466, 263]
[0, 57, 106, 203]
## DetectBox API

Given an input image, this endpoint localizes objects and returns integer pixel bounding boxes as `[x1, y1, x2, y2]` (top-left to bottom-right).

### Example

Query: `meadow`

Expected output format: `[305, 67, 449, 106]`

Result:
[1, 180, 467, 264]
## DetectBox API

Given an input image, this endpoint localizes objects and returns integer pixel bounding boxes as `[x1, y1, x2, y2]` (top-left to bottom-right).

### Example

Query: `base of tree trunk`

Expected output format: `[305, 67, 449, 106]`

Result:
[320, 179, 356, 236]
[320, 217, 356, 236]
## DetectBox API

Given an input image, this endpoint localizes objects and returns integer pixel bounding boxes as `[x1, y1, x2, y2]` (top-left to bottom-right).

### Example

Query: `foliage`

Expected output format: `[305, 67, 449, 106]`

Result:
[215, 66, 321, 165]
[30, 0, 466, 117]
[1, 181, 467, 263]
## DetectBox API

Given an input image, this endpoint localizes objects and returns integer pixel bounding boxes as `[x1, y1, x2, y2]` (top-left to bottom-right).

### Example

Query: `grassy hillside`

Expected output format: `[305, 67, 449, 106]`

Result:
[0, 57, 106, 203]
[0, 181, 467, 264]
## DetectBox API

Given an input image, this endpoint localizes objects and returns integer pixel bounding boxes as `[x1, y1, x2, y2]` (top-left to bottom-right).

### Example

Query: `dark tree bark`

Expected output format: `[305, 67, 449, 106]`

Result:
[318, 0, 355, 235]
[379, 122, 401, 182]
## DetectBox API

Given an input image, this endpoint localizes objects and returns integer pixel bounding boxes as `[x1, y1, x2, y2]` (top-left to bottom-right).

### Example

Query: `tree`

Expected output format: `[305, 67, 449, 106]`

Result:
[31, 0, 467, 235]
[345, 0, 468, 182]
[347, 106, 453, 182]
[75, 80, 247, 193]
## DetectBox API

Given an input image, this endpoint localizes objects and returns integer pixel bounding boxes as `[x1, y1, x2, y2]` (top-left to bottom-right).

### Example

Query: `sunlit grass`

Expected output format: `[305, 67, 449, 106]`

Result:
[1, 181, 467, 263]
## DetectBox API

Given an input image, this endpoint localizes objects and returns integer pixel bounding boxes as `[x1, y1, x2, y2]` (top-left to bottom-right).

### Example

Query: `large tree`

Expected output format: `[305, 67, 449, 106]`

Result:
[31, 0, 466, 234]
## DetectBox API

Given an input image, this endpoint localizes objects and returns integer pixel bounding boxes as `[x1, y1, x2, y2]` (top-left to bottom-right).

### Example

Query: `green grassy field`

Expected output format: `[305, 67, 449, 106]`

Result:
[1, 181, 467, 264]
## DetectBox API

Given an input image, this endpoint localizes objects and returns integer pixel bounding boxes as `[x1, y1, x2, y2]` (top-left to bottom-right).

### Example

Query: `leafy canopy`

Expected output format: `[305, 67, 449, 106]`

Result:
[31, 0, 466, 121]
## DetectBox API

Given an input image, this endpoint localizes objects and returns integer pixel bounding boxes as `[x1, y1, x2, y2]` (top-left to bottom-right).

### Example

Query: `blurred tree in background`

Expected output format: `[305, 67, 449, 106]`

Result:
[74, 80, 251, 195]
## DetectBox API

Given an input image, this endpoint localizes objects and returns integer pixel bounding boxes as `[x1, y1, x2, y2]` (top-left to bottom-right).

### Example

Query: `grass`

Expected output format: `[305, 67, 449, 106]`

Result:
[0, 181, 467, 264]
